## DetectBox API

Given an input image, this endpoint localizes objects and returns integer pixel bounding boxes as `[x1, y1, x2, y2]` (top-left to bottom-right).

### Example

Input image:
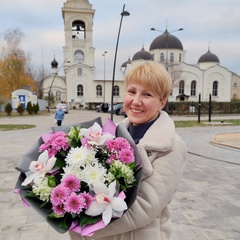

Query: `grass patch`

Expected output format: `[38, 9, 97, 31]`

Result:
[0, 124, 36, 131]
[174, 119, 240, 128]
[0, 110, 52, 117]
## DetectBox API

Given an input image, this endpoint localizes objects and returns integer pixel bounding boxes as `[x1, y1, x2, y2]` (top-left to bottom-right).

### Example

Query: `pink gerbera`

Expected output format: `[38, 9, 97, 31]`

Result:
[64, 192, 85, 214]
[119, 148, 134, 164]
[61, 175, 80, 192]
[50, 185, 69, 206]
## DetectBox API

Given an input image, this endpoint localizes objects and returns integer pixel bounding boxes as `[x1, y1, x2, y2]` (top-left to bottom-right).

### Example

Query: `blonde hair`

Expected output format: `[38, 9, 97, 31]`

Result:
[125, 60, 172, 101]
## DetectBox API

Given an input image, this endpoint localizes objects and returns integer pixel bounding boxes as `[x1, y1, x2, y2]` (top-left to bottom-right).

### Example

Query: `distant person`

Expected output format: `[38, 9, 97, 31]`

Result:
[55, 106, 65, 126]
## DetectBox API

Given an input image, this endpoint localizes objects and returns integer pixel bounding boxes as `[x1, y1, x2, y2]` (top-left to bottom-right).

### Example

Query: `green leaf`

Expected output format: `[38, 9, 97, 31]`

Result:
[79, 213, 101, 227]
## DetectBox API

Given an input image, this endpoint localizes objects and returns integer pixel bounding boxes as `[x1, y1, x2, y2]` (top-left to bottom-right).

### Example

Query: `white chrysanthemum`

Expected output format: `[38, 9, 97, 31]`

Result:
[62, 166, 82, 179]
[32, 177, 53, 202]
[81, 163, 107, 185]
[65, 146, 96, 168]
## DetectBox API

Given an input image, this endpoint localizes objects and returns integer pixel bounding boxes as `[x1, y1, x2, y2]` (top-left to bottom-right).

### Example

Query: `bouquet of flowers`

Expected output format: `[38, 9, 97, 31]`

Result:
[15, 117, 142, 236]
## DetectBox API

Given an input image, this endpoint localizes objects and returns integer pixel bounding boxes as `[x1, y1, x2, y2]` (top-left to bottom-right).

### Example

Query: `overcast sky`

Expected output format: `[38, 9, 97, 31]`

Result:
[1, 0, 240, 76]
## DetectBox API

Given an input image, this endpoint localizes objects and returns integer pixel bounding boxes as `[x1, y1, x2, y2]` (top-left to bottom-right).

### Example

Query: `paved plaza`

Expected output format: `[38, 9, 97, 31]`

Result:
[0, 110, 240, 240]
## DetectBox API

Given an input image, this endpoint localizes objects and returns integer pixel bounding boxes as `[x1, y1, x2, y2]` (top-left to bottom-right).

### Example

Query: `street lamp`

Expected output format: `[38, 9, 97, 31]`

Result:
[150, 27, 183, 71]
[102, 51, 107, 103]
[48, 58, 69, 112]
[110, 4, 130, 120]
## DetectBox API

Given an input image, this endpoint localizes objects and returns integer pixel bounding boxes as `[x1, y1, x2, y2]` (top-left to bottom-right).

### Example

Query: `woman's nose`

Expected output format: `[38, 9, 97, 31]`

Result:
[132, 94, 142, 105]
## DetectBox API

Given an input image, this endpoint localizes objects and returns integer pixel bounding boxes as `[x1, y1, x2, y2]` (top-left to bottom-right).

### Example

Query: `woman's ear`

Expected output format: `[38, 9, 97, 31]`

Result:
[159, 99, 167, 110]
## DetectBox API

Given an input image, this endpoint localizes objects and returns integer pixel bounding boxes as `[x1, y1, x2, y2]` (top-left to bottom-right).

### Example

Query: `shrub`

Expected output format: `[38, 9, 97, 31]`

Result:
[26, 101, 33, 114]
[5, 103, 13, 116]
[17, 104, 24, 115]
[33, 103, 40, 114]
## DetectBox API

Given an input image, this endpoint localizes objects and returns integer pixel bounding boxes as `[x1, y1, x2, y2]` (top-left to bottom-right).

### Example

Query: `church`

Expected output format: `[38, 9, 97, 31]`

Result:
[42, 0, 240, 110]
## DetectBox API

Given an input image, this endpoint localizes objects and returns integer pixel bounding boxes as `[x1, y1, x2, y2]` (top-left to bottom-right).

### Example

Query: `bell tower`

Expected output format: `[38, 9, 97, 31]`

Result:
[62, 0, 96, 106]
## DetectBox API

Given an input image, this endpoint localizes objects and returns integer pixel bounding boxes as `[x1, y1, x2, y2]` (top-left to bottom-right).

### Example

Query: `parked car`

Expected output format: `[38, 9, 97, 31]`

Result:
[56, 103, 68, 113]
[114, 103, 123, 115]
[95, 103, 121, 113]
[119, 107, 127, 117]
[96, 103, 110, 112]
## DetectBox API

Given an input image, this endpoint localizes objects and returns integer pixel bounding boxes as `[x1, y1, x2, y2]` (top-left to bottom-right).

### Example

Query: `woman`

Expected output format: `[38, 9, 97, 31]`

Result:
[69, 60, 187, 240]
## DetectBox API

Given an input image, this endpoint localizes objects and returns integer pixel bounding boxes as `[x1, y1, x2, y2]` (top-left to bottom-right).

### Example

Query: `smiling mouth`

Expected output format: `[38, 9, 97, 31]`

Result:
[131, 108, 143, 113]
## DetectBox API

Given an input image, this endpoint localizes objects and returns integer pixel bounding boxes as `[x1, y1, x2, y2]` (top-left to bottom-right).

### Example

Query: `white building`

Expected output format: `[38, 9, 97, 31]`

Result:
[42, 0, 240, 109]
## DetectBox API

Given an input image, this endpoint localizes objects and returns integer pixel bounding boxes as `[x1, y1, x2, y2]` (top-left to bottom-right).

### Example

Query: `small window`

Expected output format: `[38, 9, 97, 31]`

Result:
[212, 81, 218, 96]
[56, 91, 61, 102]
[96, 85, 102, 96]
[113, 85, 119, 96]
[191, 81, 196, 96]
[78, 68, 82, 76]
[179, 80, 185, 95]
[170, 53, 174, 62]
[160, 53, 164, 62]
[179, 54, 182, 62]
[233, 82, 238, 89]
[77, 84, 84, 96]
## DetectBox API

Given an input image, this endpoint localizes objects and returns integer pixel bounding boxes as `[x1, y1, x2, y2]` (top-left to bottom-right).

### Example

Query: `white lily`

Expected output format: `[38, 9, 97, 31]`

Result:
[85, 180, 127, 225]
[80, 122, 114, 146]
[21, 150, 56, 186]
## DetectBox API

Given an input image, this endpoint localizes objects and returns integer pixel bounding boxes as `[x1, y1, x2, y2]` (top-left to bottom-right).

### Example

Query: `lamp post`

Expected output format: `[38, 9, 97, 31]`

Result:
[110, 4, 130, 120]
[150, 27, 183, 71]
[48, 58, 68, 112]
[102, 51, 107, 103]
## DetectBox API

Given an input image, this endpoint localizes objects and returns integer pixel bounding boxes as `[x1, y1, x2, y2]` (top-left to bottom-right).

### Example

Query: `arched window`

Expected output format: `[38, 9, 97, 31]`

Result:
[233, 82, 238, 89]
[179, 80, 185, 95]
[56, 91, 61, 102]
[77, 84, 84, 96]
[78, 68, 82, 76]
[160, 53, 164, 62]
[96, 85, 102, 96]
[72, 20, 86, 39]
[170, 53, 174, 62]
[212, 81, 218, 96]
[113, 85, 119, 96]
[191, 81, 196, 96]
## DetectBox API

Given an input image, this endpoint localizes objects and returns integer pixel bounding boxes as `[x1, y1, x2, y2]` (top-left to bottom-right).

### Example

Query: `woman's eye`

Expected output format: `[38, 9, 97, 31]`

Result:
[128, 90, 135, 94]
[144, 93, 152, 97]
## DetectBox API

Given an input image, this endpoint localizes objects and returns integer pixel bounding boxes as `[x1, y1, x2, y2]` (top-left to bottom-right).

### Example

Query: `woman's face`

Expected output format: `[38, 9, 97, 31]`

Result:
[124, 83, 166, 125]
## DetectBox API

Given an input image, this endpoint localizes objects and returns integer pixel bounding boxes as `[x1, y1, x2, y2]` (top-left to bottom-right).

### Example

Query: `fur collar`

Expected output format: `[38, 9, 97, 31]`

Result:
[120, 111, 175, 152]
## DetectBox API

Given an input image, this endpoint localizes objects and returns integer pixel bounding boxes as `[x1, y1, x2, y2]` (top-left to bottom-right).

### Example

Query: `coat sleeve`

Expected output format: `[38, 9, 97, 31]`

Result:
[89, 134, 187, 239]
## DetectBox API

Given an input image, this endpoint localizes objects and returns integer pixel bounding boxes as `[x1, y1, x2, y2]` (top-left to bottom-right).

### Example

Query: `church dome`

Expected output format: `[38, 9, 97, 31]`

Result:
[51, 57, 58, 68]
[121, 57, 132, 68]
[149, 30, 183, 51]
[132, 46, 153, 61]
[198, 49, 220, 63]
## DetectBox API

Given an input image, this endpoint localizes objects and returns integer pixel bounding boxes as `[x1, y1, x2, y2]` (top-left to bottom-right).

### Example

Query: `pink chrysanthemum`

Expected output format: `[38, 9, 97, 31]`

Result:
[52, 203, 66, 216]
[39, 131, 70, 157]
[64, 192, 85, 214]
[105, 139, 118, 151]
[116, 137, 132, 151]
[107, 153, 117, 164]
[80, 192, 93, 209]
[119, 148, 134, 164]
[61, 175, 80, 192]
[50, 185, 69, 206]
